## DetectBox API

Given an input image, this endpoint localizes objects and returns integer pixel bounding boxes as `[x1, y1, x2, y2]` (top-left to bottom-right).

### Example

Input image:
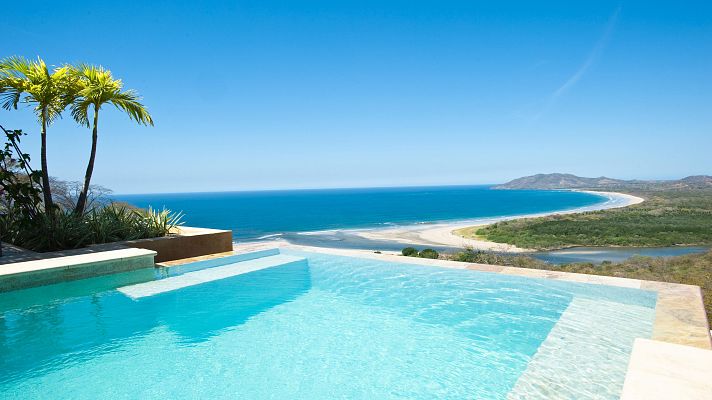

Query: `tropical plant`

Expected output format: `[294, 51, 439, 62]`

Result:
[418, 248, 439, 259]
[2, 203, 183, 252]
[0, 125, 43, 220]
[402, 247, 418, 256]
[69, 64, 153, 215]
[0, 56, 77, 217]
[401, 247, 440, 259]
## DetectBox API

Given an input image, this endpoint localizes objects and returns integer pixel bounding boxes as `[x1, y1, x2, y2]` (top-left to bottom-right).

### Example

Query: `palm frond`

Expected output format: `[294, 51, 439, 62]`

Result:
[0, 56, 32, 79]
[0, 86, 23, 110]
[0, 56, 78, 124]
[69, 98, 92, 127]
[110, 90, 154, 126]
[69, 63, 153, 126]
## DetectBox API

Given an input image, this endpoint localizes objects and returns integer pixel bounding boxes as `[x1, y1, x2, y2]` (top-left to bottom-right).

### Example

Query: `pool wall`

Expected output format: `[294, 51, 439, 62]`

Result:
[0, 248, 156, 292]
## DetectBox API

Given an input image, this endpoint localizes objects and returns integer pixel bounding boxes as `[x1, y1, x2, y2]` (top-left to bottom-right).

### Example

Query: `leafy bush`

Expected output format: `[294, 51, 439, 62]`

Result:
[2, 203, 183, 252]
[402, 247, 418, 257]
[449, 248, 547, 268]
[418, 249, 439, 259]
[1, 127, 43, 220]
[401, 247, 440, 259]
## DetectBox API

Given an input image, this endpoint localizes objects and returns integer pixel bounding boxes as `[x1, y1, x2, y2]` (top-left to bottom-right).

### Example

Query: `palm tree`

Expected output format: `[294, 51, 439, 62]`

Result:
[0, 56, 76, 216]
[70, 64, 153, 215]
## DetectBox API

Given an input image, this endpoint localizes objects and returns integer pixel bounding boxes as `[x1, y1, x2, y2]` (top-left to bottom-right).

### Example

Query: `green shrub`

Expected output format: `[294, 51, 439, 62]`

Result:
[3, 203, 183, 252]
[401, 247, 418, 257]
[418, 249, 439, 259]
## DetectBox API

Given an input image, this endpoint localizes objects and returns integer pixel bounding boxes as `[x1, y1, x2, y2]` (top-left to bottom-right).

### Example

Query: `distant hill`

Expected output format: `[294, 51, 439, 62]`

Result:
[495, 173, 712, 191]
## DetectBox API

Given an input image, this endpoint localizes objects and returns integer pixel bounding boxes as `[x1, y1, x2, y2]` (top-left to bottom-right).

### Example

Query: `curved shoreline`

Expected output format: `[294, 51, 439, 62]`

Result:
[350, 190, 644, 252]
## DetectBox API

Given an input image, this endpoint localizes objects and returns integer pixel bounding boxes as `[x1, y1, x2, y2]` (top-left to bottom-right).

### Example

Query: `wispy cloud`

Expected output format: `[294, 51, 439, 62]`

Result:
[535, 6, 622, 120]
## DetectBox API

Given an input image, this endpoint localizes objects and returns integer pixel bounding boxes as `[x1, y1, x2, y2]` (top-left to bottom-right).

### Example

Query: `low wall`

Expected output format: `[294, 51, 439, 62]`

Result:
[122, 227, 233, 263]
[0, 248, 157, 292]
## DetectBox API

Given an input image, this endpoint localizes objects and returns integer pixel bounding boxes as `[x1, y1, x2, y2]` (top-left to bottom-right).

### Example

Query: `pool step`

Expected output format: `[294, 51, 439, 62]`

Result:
[117, 254, 306, 299]
[507, 298, 655, 400]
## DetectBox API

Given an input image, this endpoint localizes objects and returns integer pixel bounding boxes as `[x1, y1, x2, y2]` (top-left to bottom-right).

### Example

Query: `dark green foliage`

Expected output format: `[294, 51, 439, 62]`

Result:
[0, 127, 43, 220]
[401, 247, 418, 257]
[450, 248, 548, 268]
[2, 204, 183, 252]
[1, 124, 181, 253]
[418, 249, 439, 259]
[401, 247, 440, 259]
[476, 189, 712, 250]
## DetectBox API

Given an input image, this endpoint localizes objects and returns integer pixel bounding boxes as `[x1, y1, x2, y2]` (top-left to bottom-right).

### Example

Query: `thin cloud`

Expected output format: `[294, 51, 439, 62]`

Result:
[535, 6, 622, 120]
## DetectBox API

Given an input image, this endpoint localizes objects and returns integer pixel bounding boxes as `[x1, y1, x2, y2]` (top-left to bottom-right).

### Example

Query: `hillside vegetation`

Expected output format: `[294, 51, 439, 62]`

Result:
[470, 174, 712, 250]
[496, 173, 712, 191]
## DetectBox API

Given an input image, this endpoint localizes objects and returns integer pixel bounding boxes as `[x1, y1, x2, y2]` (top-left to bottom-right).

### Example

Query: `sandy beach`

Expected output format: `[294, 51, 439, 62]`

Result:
[351, 191, 644, 252]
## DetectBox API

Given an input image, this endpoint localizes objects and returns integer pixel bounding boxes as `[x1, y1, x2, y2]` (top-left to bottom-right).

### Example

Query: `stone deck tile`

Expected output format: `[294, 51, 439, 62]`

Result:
[642, 281, 712, 349]
[621, 338, 712, 400]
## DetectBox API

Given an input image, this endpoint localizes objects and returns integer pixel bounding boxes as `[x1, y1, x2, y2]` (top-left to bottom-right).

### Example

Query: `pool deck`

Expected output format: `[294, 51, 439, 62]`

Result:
[620, 338, 712, 399]
[0, 247, 157, 292]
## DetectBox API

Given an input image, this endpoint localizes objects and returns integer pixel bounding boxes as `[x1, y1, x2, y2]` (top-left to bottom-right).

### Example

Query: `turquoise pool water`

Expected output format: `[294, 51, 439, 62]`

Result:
[0, 251, 656, 399]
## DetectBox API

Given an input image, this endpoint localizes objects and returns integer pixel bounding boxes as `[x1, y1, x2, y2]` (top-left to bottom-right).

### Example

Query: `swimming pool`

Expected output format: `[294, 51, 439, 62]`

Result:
[0, 250, 656, 399]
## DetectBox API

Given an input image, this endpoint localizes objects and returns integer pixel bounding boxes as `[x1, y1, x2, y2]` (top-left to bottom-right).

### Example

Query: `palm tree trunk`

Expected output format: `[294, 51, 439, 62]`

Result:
[40, 109, 54, 215]
[74, 107, 99, 215]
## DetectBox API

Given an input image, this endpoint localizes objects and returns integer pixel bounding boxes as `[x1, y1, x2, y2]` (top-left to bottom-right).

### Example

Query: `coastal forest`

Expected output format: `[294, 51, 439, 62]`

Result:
[476, 175, 712, 250]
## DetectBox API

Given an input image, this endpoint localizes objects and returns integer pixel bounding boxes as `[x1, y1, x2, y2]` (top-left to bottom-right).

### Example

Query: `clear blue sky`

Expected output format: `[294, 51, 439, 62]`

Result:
[3, 1, 711, 194]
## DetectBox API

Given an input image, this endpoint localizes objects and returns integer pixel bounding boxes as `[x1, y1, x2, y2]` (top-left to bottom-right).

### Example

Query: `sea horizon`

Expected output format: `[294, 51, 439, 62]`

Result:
[113, 183, 504, 197]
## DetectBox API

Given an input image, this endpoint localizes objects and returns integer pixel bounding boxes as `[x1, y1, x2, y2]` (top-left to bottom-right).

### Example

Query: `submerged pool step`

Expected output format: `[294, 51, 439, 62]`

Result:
[117, 254, 306, 299]
[507, 298, 655, 400]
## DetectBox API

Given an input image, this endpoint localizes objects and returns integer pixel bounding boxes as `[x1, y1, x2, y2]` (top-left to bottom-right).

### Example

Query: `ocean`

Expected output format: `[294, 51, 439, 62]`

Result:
[115, 185, 604, 242]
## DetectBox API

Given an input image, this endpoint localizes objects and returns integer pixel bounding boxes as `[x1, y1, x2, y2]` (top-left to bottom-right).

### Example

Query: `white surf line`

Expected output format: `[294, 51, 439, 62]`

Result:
[255, 190, 643, 252]
[348, 190, 644, 251]
[117, 254, 306, 300]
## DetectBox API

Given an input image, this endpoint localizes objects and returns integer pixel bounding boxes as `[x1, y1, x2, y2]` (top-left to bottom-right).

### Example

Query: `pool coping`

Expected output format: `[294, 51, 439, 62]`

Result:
[0, 248, 157, 292]
[620, 338, 712, 399]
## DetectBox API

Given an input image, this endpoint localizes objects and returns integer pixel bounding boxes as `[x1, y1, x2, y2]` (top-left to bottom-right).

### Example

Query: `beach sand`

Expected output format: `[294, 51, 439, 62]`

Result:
[352, 191, 644, 252]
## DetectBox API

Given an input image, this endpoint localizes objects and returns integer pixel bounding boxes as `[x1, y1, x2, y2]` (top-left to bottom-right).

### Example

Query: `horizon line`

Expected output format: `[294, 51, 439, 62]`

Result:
[112, 183, 501, 197]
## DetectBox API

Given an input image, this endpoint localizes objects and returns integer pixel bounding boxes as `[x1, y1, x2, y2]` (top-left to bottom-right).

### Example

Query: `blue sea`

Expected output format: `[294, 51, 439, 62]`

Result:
[116, 185, 604, 241]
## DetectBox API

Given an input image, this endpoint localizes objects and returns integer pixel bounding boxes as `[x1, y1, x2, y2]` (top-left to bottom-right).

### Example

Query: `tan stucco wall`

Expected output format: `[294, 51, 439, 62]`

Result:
[122, 227, 233, 263]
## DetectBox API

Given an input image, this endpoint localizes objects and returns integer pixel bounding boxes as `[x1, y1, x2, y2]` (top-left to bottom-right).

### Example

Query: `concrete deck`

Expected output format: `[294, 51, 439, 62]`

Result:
[621, 338, 712, 399]
[0, 227, 233, 266]
[0, 247, 157, 292]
